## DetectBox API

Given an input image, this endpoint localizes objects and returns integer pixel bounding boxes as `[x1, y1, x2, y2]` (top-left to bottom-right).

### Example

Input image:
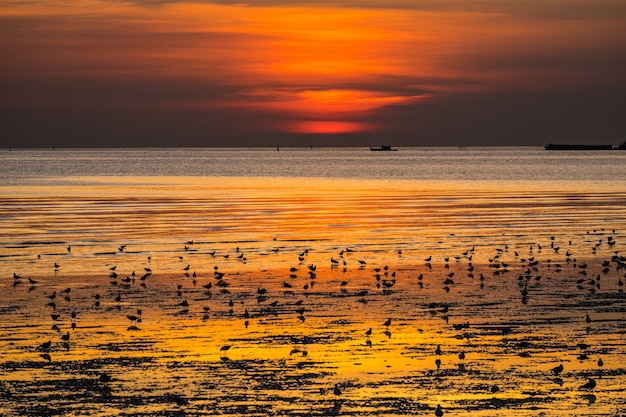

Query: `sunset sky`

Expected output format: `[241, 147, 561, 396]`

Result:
[1, 0, 625, 147]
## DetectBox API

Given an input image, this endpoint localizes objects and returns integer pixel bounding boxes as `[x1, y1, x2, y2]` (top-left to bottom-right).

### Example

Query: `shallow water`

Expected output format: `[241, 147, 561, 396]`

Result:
[1, 148, 626, 416]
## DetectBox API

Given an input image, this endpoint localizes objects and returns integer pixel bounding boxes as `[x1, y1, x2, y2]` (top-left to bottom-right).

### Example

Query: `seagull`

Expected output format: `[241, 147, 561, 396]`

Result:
[580, 378, 596, 389]
[551, 364, 564, 375]
[99, 373, 112, 383]
[38, 340, 52, 351]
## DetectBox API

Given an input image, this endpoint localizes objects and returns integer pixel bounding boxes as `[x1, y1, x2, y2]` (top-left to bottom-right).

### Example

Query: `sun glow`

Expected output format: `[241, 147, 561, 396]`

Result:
[1, 0, 623, 140]
[283, 120, 376, 134]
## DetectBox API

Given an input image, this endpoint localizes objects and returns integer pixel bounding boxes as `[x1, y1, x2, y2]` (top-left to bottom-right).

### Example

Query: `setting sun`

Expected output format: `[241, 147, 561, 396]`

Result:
[283, 120, 376, 134]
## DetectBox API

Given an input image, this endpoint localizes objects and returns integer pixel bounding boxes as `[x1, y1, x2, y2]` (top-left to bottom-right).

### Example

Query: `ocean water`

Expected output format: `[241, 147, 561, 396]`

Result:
[3, 146, 626, 184]
[1, 147, 626, 416]
[3, 147, 626, 277]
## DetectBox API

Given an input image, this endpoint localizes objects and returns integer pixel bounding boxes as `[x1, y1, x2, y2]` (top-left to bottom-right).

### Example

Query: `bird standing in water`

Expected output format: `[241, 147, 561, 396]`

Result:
[99, 373, 112, 383]
[551, 364, 564, 375]
[580, 378, 596, 389]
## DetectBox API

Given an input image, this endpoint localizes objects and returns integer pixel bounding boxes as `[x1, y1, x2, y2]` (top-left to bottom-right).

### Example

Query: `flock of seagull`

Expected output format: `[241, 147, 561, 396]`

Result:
[8, 227, 626, 415]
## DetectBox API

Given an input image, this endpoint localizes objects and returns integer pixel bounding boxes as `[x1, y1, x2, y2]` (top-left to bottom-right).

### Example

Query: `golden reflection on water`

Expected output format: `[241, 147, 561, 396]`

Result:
[1, 176, 626, 416]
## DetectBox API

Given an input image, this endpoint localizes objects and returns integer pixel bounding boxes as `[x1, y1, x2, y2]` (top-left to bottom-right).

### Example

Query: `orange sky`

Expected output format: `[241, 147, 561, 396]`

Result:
[1, 0, 625, 145]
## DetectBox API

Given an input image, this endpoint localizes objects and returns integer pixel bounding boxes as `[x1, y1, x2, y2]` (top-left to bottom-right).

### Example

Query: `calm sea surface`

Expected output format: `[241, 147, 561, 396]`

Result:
[2, 146, 626, 184]
[3, 147, 626, 277]
[1, 147, 626, 416]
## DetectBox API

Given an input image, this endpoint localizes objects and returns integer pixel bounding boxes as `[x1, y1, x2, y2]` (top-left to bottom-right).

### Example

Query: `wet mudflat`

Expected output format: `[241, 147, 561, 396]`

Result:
[2, 231, 626, 416]
[1, 177, 626, 416]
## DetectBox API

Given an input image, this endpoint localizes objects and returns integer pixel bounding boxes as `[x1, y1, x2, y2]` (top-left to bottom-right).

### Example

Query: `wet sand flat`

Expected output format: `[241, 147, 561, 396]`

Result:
[1, 177, 626, 416]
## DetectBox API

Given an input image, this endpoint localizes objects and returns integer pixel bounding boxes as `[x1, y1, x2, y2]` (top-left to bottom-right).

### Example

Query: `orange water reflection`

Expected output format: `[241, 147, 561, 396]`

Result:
[1, 177, 626, 415]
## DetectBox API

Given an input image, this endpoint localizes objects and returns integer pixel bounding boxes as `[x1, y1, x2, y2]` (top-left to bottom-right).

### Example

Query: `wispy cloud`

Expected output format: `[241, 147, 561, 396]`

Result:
[106, 0, 626, 20]
[1, 0, 625, 144]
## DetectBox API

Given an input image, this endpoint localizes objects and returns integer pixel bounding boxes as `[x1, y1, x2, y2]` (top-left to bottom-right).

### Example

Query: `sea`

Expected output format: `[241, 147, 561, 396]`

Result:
[2, 146, 626, 276]
[1, 146, 626, 416]
[3, 146, 626, 182]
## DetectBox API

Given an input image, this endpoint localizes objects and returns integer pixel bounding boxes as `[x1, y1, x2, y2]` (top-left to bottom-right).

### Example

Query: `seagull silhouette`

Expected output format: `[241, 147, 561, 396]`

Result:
[551, 364, 564, 375]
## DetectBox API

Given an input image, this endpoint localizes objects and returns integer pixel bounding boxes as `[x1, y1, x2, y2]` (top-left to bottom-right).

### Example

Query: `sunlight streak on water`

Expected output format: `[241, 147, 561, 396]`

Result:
[2, 176, 626, 276]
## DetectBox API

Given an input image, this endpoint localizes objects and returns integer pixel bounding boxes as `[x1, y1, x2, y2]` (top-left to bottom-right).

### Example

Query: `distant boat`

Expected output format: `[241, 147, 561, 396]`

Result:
[544, 143, 613, 150]
[370, 145, 397, 151]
